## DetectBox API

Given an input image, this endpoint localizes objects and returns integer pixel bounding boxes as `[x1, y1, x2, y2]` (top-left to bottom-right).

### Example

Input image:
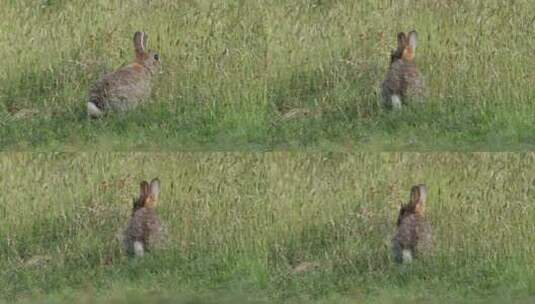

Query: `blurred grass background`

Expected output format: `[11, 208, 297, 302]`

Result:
[1, 153, 534, 303]
[0, 0, 534, 150]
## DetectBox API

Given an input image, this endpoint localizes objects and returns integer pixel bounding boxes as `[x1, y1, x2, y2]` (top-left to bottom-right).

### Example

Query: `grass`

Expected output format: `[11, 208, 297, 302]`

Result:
[1, 153, 535, 303]
[1, 0, 534, 150]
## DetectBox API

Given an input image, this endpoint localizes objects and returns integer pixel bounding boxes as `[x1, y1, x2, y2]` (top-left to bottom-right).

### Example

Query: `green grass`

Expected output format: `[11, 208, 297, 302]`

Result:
[1, 153, 535, 303]
[1, 0, 534, 150]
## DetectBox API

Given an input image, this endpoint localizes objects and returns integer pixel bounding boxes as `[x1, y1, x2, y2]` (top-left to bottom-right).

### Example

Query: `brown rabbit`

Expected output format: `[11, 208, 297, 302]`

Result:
[87, 31, 161, 118]
[392, 184, 433, 264]
[381, 31, 425, 109]
[123, 178, 164, 257]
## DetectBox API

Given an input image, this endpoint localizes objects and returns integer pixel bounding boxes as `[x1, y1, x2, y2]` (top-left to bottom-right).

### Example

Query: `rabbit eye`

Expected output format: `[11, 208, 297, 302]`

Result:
[154, 54, 159, 61]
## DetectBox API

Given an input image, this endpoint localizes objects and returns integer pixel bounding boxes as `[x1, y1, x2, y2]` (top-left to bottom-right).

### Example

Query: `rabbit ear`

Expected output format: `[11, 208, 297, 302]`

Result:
[410, 184, 427, 209]
[418, 184, 427, 204]
[149, 178, 160, 200]
[139, 181, 150, 198]
[133, 31, 148, 59]
[134, 181, 149, 211]
[390, 32, 407, 63]
[408, 31, 417, 52]
[397, 32, 407, 48]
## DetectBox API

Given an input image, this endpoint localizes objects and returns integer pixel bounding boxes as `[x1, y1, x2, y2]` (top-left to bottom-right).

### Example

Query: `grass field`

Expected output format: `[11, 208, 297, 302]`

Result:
[1, 0, 534, 150]
[1, 153, 535, 303]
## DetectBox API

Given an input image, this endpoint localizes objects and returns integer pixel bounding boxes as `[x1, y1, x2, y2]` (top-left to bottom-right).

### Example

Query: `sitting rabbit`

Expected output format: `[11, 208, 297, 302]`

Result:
[392, 184, 433, 263]
[381, 30, 426, 109]
[88, 31, 161, 118]
[123, 178, 165, 257]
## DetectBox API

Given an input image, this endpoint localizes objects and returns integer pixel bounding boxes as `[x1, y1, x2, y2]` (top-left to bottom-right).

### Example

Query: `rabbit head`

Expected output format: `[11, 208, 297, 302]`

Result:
[132, 178, 160, 213]
[390, 31, 417, 63]
[133, 31, 161, 75]
[397, 184, 427, 225]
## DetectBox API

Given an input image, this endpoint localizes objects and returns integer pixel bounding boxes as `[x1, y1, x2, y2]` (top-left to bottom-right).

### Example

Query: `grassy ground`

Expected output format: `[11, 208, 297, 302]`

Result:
[1, 0, 534, 150]
[1, 153, 535, 303]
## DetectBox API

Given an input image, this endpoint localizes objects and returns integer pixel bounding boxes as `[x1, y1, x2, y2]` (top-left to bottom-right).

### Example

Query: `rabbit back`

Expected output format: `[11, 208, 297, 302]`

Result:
[89, 65, 153, 113]
[382, 60, 425, 108]
[123, 207, 163, 256]
[392, 213, 432, 263]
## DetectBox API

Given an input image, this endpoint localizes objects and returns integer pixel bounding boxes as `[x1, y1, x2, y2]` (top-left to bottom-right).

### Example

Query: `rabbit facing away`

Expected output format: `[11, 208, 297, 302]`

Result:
[392, 184, 433, 264]
[87, 31, 161, 118]
[381, 31, 425, 109]
[123, 178, 165, 257]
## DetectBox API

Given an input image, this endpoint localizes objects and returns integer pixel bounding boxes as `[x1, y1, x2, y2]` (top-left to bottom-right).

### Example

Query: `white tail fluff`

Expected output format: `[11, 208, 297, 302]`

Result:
[402, 249, 413, 263]
[391, 95, 402, 109]
[133, 241, 144, 257]
[87, 102, 104, 118]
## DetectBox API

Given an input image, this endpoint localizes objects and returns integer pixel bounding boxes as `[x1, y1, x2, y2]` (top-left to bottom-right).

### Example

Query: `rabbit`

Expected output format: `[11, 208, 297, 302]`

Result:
[381, 30, 425, 109]
[123, 178, 165, 257]
[392, 184, 433, 264]
[87, 31, 161, 118]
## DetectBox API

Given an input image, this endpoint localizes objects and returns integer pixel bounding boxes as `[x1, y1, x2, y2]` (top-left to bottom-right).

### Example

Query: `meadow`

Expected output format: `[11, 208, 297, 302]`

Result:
[1, 0, 534, 150]
[1, 153, 535, 303]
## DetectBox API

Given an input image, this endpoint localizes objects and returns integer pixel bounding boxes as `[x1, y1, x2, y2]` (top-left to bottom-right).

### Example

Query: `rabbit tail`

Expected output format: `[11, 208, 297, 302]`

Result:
[133, 241, 144, 257]
[87, 101, 104, 118]
[392, 238, 414, 264]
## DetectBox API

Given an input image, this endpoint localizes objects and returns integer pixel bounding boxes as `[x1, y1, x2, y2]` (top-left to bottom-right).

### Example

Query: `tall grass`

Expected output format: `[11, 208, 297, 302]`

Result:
[1, 153, 534, 303]
[1, 0, 534, 150]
